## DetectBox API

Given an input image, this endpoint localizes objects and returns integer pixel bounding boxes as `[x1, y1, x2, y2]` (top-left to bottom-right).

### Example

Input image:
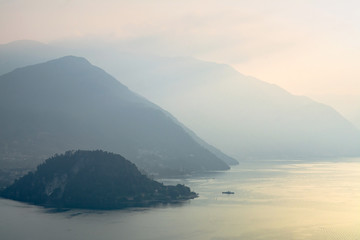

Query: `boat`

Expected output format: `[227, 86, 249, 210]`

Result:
[222, 191, 235, 194]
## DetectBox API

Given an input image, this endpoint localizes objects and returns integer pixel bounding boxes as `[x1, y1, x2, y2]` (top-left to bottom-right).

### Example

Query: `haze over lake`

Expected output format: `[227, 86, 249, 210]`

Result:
[1, 1, 360, 240]
[1, 159, 359, 240]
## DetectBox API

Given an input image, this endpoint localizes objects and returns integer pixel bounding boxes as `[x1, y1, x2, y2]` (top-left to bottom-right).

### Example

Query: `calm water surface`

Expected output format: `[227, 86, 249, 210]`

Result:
[1, 159, 359, 240]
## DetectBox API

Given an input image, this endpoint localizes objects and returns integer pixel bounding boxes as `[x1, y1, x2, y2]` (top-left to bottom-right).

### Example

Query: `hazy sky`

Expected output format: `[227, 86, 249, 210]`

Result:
[1, 0, 359, 101]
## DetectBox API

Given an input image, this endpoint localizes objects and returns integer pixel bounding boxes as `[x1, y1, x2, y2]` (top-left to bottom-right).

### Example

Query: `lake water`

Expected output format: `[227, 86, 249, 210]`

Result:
[1, 159, 360, 240]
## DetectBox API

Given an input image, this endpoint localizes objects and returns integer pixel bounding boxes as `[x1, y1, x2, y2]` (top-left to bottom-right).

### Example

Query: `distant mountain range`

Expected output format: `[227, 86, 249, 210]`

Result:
[0, 150, 198, 209]
[1, 40, 360, 160]
[107, 55, 360, 159]
[0, 55, 230, 183]
[355, 114, 360, 129]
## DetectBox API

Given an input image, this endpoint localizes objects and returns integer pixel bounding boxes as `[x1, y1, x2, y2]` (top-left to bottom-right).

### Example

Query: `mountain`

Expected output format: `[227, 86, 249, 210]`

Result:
[1, 40, 360, 160]
[0, 40, 65, 75]
[0, 150, 197, 209]
[0, 56, 229, 184]
[308, 94, 360, 131]
[74, 51, 360, 160]
[355, 113, 360, 130]
[0, 40, 237, 167]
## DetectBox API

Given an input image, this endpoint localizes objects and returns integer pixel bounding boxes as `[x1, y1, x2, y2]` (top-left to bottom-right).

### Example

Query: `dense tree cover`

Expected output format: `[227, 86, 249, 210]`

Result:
[0, 150, 197, 209]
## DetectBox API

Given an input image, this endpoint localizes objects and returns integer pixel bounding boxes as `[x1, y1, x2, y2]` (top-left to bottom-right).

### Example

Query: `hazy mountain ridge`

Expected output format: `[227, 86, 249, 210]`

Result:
[1, 40, 359, 160]
[162, 111, 239, 165]
[0, 150, 197, 209]
[87, 51, 360, 159]
[0, 56, 230, 183]
[0, 40, 67, 75]
[0, 40, 238, 167]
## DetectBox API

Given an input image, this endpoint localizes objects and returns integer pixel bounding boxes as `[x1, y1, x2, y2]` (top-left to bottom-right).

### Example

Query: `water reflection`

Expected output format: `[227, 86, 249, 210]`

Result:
[0, 159, 359, 240]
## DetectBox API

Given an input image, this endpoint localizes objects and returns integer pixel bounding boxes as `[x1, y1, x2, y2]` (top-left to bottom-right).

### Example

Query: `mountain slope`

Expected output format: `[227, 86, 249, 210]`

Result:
[0, 56, 229, 180]
[0, 40, 237, 166]
[0, 40, 66, 75]
[1, 40, 360, 160]
[91, 54, 360, 159]
[0, 150, 197, 209]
